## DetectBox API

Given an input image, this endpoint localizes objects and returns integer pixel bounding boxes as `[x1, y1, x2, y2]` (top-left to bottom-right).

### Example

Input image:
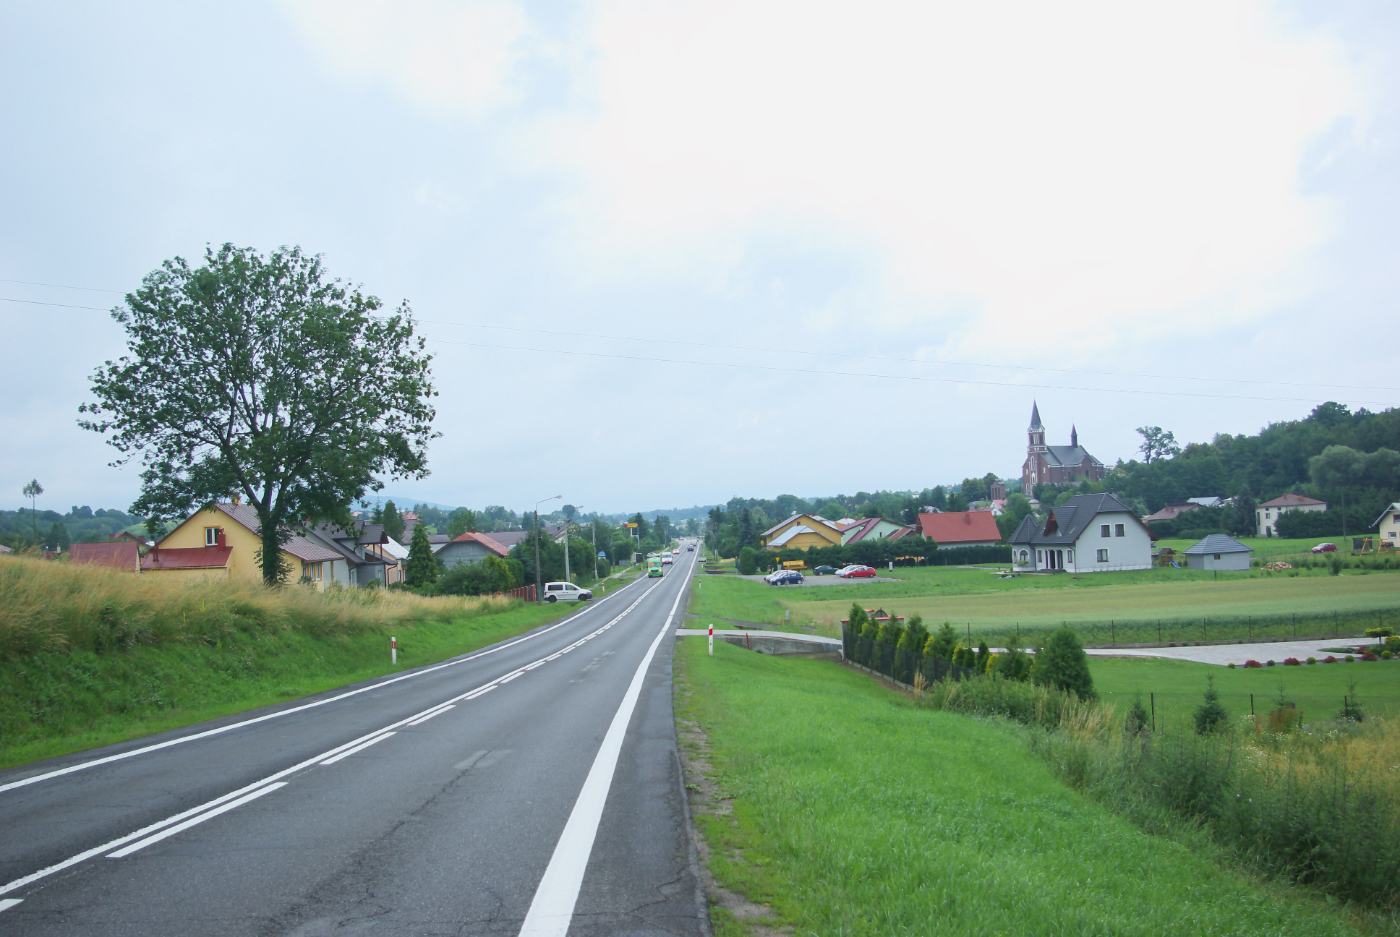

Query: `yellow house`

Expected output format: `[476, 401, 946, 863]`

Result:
[142, 502, 343, 588]
[759, 513, 844, 551]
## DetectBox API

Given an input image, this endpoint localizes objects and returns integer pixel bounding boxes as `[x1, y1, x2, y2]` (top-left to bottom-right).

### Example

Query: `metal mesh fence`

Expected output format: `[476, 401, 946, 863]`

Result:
[1098, 687, 1400, 730]
[961, 607, 1397, 648]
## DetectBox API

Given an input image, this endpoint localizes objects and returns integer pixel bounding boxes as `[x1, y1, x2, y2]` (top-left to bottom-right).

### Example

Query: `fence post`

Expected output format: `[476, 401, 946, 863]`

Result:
[1158, 620, 1161, 643]
[1150, 692, 1155, 732]
[1250, 693, 1254, 717]
[1111, 620, 1115, 645]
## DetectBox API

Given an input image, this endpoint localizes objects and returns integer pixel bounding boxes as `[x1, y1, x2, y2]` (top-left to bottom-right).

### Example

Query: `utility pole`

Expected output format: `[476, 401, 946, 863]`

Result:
[534, 494, 561, 603]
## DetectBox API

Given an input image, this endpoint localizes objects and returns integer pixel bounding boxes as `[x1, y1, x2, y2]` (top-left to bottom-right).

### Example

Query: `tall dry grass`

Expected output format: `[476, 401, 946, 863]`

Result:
[0, 555, 511, 659]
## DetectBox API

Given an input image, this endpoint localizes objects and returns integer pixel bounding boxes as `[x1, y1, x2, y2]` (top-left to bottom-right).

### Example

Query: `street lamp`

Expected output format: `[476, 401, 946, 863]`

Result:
[534, 495, 561, 604]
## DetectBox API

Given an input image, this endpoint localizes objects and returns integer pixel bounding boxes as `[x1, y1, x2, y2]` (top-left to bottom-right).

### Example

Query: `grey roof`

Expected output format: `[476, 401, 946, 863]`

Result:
[489, 530, 531, 550]
[1183, 533, 1252, 555]
[305, 522, 388, 567]
[1041, 445, 1101, 468]
[1008, 493, 1148, 546]
[1029, 401, 1043, 430]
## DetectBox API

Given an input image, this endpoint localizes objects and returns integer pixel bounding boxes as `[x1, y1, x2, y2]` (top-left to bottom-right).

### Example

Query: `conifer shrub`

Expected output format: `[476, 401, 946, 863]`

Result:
[1032, 625, 1096, 700]
[927, 621, 958, 662]
[1194, 676, 1229, 734]
[1124, 695, 1150, 736]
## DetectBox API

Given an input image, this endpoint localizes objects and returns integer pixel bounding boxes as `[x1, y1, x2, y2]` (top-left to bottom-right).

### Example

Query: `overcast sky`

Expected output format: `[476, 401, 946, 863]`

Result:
[2, 1, 1397, 517]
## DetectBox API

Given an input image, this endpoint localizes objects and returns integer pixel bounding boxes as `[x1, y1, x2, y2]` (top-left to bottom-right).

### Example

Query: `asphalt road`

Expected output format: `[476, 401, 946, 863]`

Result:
[0, 548, 705, 936]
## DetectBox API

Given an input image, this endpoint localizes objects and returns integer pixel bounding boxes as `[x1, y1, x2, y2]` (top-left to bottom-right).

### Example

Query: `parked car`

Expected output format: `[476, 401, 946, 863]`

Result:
[813, 565, 837, 575]
[1312, 542, 1338, 553]
[836, 565, 877, 578]
[766, 570, 804, 585]
[543, 581, 592, 603]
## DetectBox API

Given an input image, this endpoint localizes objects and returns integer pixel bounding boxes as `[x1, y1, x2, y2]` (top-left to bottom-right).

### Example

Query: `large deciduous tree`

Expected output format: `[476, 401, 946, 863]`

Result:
[1136, 426, 1180, 464]
[80, 244, 437, 585]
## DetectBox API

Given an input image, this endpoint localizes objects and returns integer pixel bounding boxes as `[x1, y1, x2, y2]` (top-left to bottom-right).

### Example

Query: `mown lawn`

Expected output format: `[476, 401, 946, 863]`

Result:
[675, 638, 1365, 936]
[1089, 655, 1400, 730]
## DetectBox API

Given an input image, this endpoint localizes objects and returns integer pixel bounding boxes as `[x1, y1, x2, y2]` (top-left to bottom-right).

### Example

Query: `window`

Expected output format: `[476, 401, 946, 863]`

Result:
[306, 562, 323, 582]
[1067, 550, 1074, 563]
[1096, 549, 1109, 562]
[1213, 554, 1221, 560]
[1037, 550, 1043, 563]
[204, 526, 219, 546]
[1100, 524, 1111, 537]
[1115, 524, 1125, 537]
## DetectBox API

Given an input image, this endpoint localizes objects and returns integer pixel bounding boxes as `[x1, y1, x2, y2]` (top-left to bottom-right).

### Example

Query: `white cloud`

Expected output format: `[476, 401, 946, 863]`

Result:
[539, 0, 1360, 354]
[278, 0, 539, 115]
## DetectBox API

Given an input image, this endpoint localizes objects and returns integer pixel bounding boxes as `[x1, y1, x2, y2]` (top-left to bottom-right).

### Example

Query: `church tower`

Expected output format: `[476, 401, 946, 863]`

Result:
[1028, 401, 1047, 452]
[1071, 424, 1078, 448]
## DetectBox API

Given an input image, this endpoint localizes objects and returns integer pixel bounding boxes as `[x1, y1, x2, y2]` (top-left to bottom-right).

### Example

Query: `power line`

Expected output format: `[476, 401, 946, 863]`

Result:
[0, 296, 112, 311]
[422, 336, 1394, 406]
[0, 278, 123, 293]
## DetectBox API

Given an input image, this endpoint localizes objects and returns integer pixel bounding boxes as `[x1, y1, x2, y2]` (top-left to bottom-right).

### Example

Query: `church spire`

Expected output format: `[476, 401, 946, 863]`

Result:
[1029, 400, 1043, 431]
[1071, 424, 1078, 448]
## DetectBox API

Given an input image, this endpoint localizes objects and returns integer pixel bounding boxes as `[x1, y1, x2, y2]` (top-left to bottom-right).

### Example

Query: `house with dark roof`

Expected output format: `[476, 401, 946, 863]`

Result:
[1182, 533, 1252, 571]
[488, 530, 531, 551]
[1256, 493, 1327, 537]
[1142, 502, 1200, 525]
[436, 531, 511, 569]
[302, 520, 395, 588]
[916, 511, 1002, 549]
[1020, 402, 1105, 497]
[1008, 493, 1152, 572]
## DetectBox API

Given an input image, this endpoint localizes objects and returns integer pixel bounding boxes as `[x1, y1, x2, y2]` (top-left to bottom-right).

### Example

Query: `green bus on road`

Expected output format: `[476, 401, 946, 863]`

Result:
[647, 556, 664, 578]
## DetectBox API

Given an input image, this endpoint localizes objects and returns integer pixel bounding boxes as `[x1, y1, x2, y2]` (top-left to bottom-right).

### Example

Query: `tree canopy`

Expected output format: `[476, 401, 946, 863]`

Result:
[80, 244, 437, 584]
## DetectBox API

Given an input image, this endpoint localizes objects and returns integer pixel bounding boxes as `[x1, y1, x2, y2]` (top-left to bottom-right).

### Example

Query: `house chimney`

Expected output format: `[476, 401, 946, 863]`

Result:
[964, 512, 971, 524]
[216, 530, 227, 548]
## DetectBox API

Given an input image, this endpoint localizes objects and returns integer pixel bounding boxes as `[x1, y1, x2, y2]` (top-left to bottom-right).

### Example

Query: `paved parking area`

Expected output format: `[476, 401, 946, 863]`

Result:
[736, 573, 904, 586]
[1084, 638, 1378, 667]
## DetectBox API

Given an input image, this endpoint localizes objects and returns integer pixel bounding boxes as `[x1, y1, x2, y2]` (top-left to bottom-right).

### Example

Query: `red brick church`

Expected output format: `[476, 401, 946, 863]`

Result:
[1021, 402, 1105, 497]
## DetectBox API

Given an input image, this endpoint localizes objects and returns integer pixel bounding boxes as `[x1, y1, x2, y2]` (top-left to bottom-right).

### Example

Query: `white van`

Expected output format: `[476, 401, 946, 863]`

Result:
[543, 581, 592, 603]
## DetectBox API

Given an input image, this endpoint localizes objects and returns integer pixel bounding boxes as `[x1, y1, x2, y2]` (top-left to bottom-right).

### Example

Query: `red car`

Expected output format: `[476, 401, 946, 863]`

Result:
[836, 565, 877, 578]
[1311, 542, 1337, 553]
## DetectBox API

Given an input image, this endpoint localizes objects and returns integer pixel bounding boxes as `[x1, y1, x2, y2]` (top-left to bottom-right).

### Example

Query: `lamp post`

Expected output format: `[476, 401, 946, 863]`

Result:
[534, 495, 561, 604]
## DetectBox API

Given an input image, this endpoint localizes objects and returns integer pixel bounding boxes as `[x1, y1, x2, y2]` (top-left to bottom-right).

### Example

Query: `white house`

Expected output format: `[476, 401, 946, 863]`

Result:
[1182, 533, 1252, 571]
[1007, 493, 1153, 573]
[1374, 502, 1400, 544]
[1256, 493, 1327, 537]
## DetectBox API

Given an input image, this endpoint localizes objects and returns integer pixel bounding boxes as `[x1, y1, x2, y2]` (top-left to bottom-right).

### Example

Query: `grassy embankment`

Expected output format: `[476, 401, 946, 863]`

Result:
[675, 638, 1374, 936]
[0, 556, 636, 769]
[690, 565, 1400, 644]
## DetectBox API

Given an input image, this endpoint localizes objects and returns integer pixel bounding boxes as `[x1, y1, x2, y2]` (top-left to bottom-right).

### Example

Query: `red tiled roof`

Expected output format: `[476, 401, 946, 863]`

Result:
[450, 531, 510, 557]
[916, 511, 1002, 545]
[1259, 493, 1327, 509]
[70, 541, 141, 571]
[142, 545, 233, 571]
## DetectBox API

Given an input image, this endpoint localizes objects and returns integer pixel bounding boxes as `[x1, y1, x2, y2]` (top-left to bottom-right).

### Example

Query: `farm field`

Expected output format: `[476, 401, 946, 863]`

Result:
[1089, 655, 1400, 730]
[1153, 536, 1343, 559]
[691, 564, 1400, 640]
[674, 638, 1366, 936]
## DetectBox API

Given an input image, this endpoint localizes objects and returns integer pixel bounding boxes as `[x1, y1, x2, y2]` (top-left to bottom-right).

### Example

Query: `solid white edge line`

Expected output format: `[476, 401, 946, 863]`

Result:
[320, 731, 397, 766]
[0, 574, 650, 796]
[0, 898, 21, 912]
[517, 553, 694, 937]
[0, 563, 672, 896]
[106, 782, 289, 858]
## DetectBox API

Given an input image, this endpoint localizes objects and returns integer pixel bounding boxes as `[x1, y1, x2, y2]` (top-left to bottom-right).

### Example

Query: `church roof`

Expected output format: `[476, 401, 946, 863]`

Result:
[1041, 445, 1100, 468]
[1029, 401, 1043, 431]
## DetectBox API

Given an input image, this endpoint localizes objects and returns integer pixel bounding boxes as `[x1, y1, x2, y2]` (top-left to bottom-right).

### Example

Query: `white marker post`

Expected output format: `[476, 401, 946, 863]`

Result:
[391, 636, 397, 665]
[708, 624, 713, 657]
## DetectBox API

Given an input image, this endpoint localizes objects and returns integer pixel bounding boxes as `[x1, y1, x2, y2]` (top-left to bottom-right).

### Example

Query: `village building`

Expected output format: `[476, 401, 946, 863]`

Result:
[1373, 502, 1400, 543]
[1181, 533, 1253, 571]
[1256, 493, 1327, 537]
[759, 514, 844, 551]
[838, 517, 908, 545]
[1020, 402, 1105, 496]
[1008, 493, 1152, 572]
[436, 530, 512, 569]
[916, 511, 1002, 549]
[69, 540, 142, 572]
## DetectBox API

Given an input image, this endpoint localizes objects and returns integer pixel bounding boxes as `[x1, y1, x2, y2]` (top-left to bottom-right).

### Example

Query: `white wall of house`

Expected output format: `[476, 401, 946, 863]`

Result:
[1378, 505, 1400, 543]
[1014, 510, 1152, 573]
[1256, 502, 1326, 537]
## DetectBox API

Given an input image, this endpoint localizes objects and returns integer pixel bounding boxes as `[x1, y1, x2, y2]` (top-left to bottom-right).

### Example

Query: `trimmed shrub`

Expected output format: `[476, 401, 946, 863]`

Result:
[1243, 659, 1263, 668]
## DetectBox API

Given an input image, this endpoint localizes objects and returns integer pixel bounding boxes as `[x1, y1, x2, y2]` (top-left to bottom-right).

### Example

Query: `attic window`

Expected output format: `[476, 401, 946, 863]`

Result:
[1100, 525, 1110, 537]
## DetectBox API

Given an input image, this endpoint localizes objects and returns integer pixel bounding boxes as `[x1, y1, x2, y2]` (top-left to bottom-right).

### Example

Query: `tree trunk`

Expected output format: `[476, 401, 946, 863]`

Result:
[257, 510, 287, 586]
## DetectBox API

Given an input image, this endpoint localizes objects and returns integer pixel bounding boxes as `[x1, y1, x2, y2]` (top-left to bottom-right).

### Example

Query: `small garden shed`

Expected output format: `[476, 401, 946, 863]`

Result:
[1183, 533, 1252, 571]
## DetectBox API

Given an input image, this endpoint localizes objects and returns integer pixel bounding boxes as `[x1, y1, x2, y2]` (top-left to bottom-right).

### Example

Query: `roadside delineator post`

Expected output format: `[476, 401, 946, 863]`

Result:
[709, 624, 714, 657]
[391, 636, 397, 665]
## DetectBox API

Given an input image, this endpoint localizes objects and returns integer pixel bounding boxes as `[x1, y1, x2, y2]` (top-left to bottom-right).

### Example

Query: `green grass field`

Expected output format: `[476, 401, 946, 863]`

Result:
[1089, 655, 1400, 730]
[675, 638, 1366, 936]
[690, 565, 1400, 643]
